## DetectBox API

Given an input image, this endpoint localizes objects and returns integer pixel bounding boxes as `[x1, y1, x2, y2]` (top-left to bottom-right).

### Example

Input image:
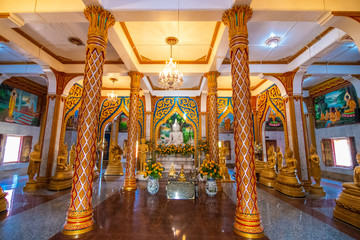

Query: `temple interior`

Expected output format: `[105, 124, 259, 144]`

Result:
[1, 0, 360, 239]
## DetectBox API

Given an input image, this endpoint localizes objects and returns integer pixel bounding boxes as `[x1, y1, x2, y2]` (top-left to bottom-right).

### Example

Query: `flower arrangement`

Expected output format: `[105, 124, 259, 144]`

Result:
[199, 159, 221, 179]
[144, 161, 165, 179]
[254, 142, 263, 154]
[198, 139, 209, 153]
[155, 144, 195, 156]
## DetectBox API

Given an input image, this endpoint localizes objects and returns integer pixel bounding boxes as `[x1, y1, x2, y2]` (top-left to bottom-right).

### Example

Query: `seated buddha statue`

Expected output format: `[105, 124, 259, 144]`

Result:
[49, 143, 73, 190]
[178, 165, 186, 181]
[168, 119, 184, 146]
[333, 152, 360, 228]
[259, 146, 277, 188]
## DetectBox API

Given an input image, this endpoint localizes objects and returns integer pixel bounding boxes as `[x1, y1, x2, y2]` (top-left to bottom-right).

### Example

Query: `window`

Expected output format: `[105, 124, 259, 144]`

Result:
[321, 137, 356, 168]
[3, 136, 22, 163]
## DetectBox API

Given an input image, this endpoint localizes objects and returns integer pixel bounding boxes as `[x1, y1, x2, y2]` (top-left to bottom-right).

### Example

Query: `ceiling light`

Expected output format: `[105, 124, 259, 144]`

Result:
[68, 37, 84, 46]
[107, 77, 118, 103]
[159, 36, 183, 90]
[265, 34, 281, 47]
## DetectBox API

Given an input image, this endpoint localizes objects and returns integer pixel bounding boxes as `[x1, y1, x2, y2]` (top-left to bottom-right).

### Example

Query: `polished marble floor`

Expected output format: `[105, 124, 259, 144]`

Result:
[0, 172, 359, 240]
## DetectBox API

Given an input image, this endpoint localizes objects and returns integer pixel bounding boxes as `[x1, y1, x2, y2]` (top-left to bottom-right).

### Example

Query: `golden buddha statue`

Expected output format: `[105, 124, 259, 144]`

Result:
[276, 146, 283, 171]
[274, 147, 305, 197]
[309, 145, 326, 196]
[138, 138, 149, 174]
[333, 151, 360, 228]
[178, 165, 186, 181]
[49, 144, 74, 190]
[259, 146, 278, 188]
[105, 140, 124, 176]
[168, 163, 176, 178]
[219, 142, 232, 182]
[0, 186, 8, 213]
[24, 142, 42, 191]
[69, 143, 76, 169]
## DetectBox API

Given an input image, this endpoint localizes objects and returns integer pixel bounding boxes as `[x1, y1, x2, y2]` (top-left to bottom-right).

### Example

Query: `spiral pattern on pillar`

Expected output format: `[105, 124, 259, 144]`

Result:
[223, 5, 264, 238]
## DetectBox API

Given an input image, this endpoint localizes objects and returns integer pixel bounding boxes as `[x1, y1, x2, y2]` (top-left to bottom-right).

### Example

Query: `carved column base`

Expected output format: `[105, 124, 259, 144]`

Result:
[275, 172, 305, 197]
[0, 187, 8, 213]
[333, 183, 360, 228]
[105, 163, 124, 176]
[123, 178, 137, 191]
[23, 181, 40, 191]
[62, 209, 95, 235]
[309, 184, 326, 197]
[48, 169, 73, 191]
[259, 169, 277, 188]
[234, 211, 264, 238]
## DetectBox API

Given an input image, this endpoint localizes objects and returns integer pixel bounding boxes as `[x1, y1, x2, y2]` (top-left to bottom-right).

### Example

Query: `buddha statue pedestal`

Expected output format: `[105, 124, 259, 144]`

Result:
[255, 160, 266, 181]
[310, 184, 326, 197]
[48, 169, 73, 191]
[275, 172, 305, 197]
[259, 169, 277, 188]
[0, 187, 8, 213]
[333, 183, 360, 228]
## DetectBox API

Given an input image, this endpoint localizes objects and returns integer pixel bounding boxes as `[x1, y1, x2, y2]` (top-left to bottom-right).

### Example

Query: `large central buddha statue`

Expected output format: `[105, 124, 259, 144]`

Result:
[167, 119, 184, 146]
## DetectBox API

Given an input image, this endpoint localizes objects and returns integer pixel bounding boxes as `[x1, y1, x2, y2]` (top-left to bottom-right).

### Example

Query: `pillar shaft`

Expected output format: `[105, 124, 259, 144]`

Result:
[205, 71, 220, 163]
[303, 97, 316, 149]
[222, 5, 264, 238]
[123, 71, 143, 191]
[63, 6, 115, 235]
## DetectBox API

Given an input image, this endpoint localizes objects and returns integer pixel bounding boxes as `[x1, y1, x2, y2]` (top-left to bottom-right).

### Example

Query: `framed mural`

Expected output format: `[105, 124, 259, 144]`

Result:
[219, 112, 234, 133]
[314, 85, 360, 128]
[265, 110, 284, 131]
[0, 84, 40, 126]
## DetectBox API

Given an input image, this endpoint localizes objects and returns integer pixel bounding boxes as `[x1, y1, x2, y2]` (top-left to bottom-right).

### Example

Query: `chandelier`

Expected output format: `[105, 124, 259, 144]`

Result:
[159, 37, 183, 90]
[107, 77, 118, 103]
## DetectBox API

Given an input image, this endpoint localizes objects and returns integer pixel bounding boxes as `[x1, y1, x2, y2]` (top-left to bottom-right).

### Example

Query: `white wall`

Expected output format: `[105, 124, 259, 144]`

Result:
[315, 123, 360, 177]
[117, 132, 128, 151]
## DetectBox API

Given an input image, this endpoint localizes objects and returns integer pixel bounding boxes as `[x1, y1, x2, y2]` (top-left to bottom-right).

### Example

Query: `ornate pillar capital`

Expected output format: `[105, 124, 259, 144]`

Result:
[222, 5, 253, 41]
[51, 68, 82, 96]
[205, 71, 220, 92]
[128, 71, 144, 89]
[267, 68, 300, 97]
[84, 6, 115, 47]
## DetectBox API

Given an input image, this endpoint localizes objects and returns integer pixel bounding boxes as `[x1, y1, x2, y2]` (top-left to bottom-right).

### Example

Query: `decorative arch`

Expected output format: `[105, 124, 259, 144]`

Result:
[257, 84, 288, 147]
[98, 97, 145, 141]
[152, 97, 200, 148]
[64, 83, 83, 125]
[218, 97, 233, 124]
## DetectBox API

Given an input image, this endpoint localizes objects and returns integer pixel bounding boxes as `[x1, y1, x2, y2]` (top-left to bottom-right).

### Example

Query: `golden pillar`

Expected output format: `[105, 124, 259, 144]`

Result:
[222, 6, 264, 238]
[123, 71, 143, 191]
[62, 6, 115, 235]
[205, 71, 220, 163]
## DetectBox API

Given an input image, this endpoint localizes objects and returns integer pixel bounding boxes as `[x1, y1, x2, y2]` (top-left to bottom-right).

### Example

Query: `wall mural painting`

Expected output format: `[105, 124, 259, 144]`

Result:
[0, 84, 40, 126]
[314, 85, 360, 128]
[66, 109, 79, 131]
[158, 112, 194, 145]
[218, 97, 234, 133]
[265, 109, 284, 131]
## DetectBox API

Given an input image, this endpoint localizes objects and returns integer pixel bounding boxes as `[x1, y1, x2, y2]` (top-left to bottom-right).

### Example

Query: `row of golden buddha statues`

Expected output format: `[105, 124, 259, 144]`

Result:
[258, 144, 325, 197]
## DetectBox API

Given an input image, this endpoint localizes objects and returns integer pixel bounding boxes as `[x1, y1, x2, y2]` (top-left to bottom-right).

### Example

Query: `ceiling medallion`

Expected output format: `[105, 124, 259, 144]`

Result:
[107, 77, 118, 103]
[265, 34, 281, 47]
[159, 36, 183, 90]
